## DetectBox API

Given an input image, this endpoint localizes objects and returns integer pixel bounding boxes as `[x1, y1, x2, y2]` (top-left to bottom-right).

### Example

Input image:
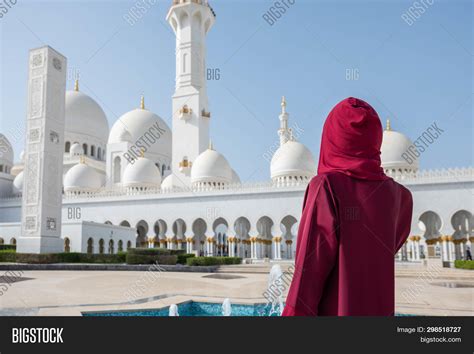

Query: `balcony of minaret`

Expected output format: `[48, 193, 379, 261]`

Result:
[179, 105, 193, 121]
[179, 157, 192, 173]
[171, 0, 216, 17]
[201, 109, 211, 119]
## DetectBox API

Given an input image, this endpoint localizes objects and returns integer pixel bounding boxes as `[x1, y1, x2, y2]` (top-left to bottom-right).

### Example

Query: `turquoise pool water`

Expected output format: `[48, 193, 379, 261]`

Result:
[83, 301, 279, 317]
[83, 301, 415, 317]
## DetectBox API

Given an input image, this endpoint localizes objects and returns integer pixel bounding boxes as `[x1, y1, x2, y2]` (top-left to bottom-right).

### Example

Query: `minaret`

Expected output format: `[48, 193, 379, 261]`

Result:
[278, 96, 292, 146]
[167, 0, 216, 185]
[18, 46, 67, 254]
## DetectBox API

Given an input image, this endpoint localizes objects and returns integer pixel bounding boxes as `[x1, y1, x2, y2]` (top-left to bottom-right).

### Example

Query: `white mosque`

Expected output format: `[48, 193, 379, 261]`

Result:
[0, 0, 472, 264]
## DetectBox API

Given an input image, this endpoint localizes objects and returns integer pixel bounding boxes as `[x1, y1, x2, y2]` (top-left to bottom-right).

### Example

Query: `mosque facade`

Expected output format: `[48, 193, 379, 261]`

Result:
[0, 0, 472, 263]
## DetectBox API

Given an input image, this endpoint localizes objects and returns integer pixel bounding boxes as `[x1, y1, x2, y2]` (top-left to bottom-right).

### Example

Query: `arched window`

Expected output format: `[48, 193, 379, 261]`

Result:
[113, 156, 121, 184]
[108, 239, 114, 254]
[91, 145, 95, 157]
[10, 238, 16, 245]
[83, 144, 88, 155]
[118, 240, 123, 252]
[0, 238, 4, 245]
[87, 238, 94, 254]
[183, 53, 188, 73]
[97, 147, 102, 160]
[0, 165, 3, 173]
[65, 141, 71, 153]
[64, 238, 71, 253]
[127, 241, 132, 250]
[99, 239, 105, 254]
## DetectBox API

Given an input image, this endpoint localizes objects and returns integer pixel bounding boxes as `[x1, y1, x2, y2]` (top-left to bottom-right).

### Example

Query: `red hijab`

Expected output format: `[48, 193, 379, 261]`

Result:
[318, 97, 389, 181]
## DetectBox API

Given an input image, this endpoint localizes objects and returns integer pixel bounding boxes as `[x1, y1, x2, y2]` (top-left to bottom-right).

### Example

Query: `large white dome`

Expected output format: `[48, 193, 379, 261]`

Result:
[191, 148, 233, 185]
[65, 90, 109, 145]
[381, 124, 418, 172]
[64, 162, 104, 192]
[0, 134, 13, 166]
[271, 141, 316, 181]
[122, 157, 162, 188]
[108, 106, 171, 159]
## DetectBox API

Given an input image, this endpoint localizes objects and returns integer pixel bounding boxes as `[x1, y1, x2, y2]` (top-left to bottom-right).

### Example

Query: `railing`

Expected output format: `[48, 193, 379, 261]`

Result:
[386, 167, 474, 184]
[171, 0, 216, 17]
[63, 180, 308, 200]
[1, 168, 472, 202]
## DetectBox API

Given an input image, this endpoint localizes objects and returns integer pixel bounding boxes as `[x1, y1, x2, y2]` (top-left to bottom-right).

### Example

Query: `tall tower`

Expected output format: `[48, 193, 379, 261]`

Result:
[278, 96, 292, 146]
[167, 0, 216, 186]
[18, 46, 67, 254]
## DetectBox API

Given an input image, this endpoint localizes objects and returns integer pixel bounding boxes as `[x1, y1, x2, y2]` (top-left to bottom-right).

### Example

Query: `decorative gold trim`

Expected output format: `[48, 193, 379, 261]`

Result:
[179, 105, 192, 115]
[74, 79, 79, 92]
[201, 109, 211, 118]
[179, 158, 192, 168]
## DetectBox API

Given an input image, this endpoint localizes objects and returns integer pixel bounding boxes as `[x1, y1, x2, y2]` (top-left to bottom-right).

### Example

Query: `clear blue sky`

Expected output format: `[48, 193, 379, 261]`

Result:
[0, 0, 472, 182]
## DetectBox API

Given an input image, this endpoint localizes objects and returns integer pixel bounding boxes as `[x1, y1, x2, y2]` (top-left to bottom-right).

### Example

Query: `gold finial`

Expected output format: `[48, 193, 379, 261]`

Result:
[386, 119, 391, 131]
[74, 79, 79, 92]
[79, 156, 85, 164]
[140, 148, 145, 158]
[209, 140, 214, 150]
[281, 96, 287, 107]
[140, 95, 145, 110]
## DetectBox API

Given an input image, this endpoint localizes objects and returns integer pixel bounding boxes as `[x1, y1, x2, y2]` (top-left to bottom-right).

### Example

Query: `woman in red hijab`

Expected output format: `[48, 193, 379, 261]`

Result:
[282, 97, 413, 316]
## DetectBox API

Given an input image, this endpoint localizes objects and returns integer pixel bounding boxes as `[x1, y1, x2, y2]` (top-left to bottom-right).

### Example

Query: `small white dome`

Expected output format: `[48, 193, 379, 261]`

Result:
[65, 90, 109, 145]
[108, 107, 171, 159]
[64, 163, 104, 192]
[271, 141, 316, 180]
[13, 171, 24, 194]
[0, 134, 13, 165]
[70, 143, 84, 157]
[161, 174, 187, 192]
[191, 148, 233, 185]
[122, 157, 162, 188]
[381, 127, 419, 172]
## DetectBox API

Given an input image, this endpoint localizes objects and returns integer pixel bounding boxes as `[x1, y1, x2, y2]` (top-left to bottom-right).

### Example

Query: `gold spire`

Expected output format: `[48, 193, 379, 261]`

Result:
[79, 156, 85, 164]
[281, 96, 287, 107]
[140, 95, 145, 110]
[74, 79, 79, 92]
[386, 118, 391, 131]
[140, 148, 145, 158]
[209, 140, 214, 150]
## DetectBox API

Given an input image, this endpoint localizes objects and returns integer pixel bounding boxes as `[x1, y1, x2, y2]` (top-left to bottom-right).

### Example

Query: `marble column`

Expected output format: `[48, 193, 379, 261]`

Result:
[231, 238, 235, 257]
[273, 236, 282, 260]
[250, 237, 257, 259]
[414, 237, 421, 261]
[148, 236, 155, 249]
[441, 236, 449, 262]
[286, 240, 293, 259]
